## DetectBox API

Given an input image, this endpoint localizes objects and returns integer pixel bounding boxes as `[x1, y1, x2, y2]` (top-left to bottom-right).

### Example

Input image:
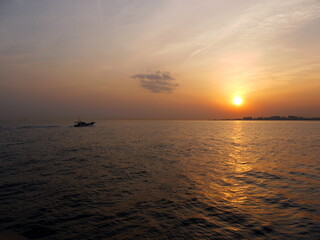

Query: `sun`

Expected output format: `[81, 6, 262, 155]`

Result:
[233, 96, 243, 106]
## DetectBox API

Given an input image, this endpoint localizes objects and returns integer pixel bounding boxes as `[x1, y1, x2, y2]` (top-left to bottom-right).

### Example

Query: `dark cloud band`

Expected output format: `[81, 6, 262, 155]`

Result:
[132, 71, 178, 93]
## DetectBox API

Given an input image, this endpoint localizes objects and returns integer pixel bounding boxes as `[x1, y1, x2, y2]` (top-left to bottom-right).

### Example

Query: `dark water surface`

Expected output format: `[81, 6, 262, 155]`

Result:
[1, 121, 320, 239]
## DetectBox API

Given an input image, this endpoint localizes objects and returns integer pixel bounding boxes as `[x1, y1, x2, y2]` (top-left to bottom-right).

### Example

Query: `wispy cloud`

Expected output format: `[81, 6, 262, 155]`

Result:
[184, 0, 320, 63]
[132, 71, 178, 93]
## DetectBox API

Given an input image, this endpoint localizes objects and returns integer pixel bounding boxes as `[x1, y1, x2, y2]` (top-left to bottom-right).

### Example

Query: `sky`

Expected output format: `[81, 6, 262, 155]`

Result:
[0, 0, 319, 120]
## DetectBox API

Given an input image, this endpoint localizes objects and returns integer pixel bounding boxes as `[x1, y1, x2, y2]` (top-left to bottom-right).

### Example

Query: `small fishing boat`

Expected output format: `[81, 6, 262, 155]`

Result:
[74, 121, 95, 127]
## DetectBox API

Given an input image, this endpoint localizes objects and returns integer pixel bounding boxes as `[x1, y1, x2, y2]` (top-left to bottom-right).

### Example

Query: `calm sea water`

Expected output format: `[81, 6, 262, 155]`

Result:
[0, 121, 319, 239]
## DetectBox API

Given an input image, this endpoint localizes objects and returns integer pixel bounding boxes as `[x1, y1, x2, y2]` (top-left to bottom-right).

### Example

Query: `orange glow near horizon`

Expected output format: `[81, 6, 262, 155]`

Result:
[0, 1, 319, 119]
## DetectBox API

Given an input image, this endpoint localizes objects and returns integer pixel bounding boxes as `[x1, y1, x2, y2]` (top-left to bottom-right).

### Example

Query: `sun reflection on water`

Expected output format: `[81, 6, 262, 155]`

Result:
[198, 122, 256, 207]
[228, 121, 253, 174]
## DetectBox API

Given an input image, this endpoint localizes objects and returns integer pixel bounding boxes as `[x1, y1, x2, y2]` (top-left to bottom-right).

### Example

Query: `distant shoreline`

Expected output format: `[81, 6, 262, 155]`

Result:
[218, 119, 320, 121]
[217, 116, 320, 121]
[0, 116, 319, 121]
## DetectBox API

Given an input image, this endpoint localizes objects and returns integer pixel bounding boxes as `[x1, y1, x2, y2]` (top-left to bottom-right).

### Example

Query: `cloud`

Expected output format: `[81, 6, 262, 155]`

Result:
[132, 71, 178, 93]
[184, 0, 320, 63]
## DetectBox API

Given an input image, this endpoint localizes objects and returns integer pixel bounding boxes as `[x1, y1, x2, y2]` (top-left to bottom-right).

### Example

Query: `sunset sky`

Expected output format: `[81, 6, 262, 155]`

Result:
[0, 0, 319, 119]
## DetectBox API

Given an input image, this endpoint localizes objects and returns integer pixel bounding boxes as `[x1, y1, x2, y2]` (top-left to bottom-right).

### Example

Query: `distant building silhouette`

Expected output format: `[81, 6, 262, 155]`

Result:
[221, 115, 320, 121]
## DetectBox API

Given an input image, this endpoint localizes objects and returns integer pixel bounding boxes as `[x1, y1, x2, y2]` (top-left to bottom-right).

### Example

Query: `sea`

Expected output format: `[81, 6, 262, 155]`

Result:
[0, 120, 319, 240]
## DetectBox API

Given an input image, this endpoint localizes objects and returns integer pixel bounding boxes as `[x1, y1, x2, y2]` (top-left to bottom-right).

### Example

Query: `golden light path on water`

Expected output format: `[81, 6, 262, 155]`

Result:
[187, 121, 314, 236]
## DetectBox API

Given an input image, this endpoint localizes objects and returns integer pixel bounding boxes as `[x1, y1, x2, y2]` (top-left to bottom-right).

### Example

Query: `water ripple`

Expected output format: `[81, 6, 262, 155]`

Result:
[0, 121, 319, 239]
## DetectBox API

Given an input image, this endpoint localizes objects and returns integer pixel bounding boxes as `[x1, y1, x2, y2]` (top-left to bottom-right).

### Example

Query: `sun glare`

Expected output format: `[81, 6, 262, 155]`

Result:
[233, 96, 243, 106]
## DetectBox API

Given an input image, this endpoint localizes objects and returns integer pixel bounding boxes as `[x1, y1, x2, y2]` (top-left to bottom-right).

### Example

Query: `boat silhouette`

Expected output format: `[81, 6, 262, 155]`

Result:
[73, 121, 95, 127]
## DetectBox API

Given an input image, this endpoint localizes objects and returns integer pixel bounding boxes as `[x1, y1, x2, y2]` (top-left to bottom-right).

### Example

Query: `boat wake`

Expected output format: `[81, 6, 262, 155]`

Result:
[17, 125, 61, 129]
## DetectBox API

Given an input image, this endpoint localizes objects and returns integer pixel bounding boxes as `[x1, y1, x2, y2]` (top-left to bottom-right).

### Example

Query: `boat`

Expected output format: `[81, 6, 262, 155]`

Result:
[74, 121, 95, 127]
